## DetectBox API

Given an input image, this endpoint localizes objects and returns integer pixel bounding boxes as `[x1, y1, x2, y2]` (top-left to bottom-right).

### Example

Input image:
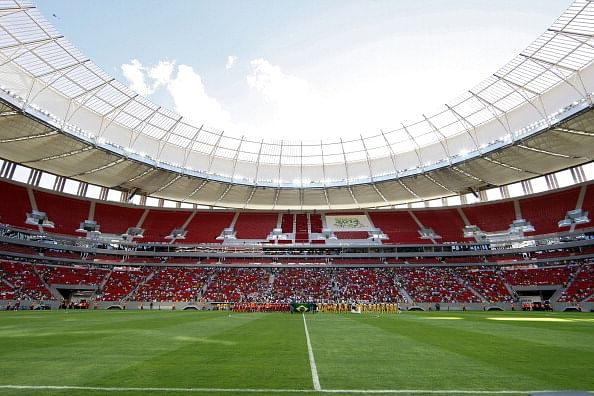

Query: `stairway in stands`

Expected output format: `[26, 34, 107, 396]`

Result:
[295, 214, 309, 243]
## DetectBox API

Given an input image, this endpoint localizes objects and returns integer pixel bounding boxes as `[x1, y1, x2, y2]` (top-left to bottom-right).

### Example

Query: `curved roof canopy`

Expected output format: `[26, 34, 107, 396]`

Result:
[0, 0, 593, 209]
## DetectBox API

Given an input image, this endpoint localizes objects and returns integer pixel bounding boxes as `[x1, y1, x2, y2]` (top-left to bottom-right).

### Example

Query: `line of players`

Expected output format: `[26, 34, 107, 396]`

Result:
[215, 302, 399, 313]
[317, 302, 399, 314]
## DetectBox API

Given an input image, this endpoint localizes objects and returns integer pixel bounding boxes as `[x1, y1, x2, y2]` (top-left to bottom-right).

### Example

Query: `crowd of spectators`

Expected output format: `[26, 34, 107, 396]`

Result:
[457, 268, 514, 303]
[395, 267, 481, 303]
[133, 267, 209, 302]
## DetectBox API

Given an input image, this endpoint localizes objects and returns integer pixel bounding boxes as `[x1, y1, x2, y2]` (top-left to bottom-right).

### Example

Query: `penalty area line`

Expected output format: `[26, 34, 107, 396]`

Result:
[302, 313, 322, 391]
[0, 385, 592, 394]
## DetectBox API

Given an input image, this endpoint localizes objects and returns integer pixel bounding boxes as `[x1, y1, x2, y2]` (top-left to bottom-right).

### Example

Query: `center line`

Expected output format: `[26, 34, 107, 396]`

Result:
[302, 313, 321, 391]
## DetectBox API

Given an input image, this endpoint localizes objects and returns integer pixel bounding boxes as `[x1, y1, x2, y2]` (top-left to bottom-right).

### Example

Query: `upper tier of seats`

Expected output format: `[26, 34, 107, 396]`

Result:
[1, 179, 592, 244]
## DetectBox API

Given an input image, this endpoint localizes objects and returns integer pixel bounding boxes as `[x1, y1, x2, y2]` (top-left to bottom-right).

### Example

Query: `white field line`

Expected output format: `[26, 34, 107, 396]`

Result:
[0, 385, 591, 394]
[302, 313, 322, 391]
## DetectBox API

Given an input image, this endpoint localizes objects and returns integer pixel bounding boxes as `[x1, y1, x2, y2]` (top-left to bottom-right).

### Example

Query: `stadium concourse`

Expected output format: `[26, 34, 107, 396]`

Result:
[1, 0, 594, 315]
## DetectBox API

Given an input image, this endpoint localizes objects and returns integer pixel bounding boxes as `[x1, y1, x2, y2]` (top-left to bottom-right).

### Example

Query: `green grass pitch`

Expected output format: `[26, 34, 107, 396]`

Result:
[0, 310, 593, 395]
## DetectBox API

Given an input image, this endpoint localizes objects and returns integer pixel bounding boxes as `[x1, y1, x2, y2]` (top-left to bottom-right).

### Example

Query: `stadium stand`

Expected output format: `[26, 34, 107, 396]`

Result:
[234, 212, 278, 240]
[295, 214, 309, 242]
[0, 181, 37, 231]
[140, 209, 190, 242]
[558, 263, 594, 302]
[96, 268, 153, 302]
[33, 190, 90, 236]
[462, 201, 516, 232]
[203, 268, 270, 302]
[367, 211, 428, 244]
[36, 265, 108, 286]
[395, 267, 481, 303]
[414, 209, 468, 242]
[93, 202, 145, 235]
[183, 212, 235, 243]
[520, 188, 580, 235]
[576, 184, 594, 230]
[133, 267, 209, 302]
[0, 261, 52, 300]
[334, 231, 369, 240]
[333, 268, 402, 303]
[280, 213, 293, 234]
[310, 214, 323, 233]
[457, 268, 514, 303]
[502, 266, 575, 286]
[271, 268, 333, 303]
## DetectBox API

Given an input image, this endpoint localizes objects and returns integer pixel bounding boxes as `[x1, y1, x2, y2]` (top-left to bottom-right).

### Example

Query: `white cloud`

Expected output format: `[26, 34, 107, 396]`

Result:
[120, 58, 397, 141]
[121, 60, 231, 130]
[167, 64, 231, 127]
[225, 55, 237, 70]
[121, 59, 153, 96]
[148, 60, 175, 90]
[247, 59, 310, 106]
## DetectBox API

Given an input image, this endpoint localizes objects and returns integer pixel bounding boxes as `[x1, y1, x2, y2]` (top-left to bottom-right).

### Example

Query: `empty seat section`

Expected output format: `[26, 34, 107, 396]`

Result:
[34, 190, 89, 236]
[335, 231, 368, 239]
[576, 184, 594, 230]
[367, 212, 425, 243]
[234, 213, 278, 239]
[94, 203, 145, 235]
[281, 214, 293, 233]
[184, 212, 235, 243]
[462, 201, 515, 232]
[141, 209, 190, 242]
[414, 209, 468, 242]
[520, 187, 580, 235]
[295, 214, 309, 242]
[0, 181, 36, 231]
[310, 214, 323, 233]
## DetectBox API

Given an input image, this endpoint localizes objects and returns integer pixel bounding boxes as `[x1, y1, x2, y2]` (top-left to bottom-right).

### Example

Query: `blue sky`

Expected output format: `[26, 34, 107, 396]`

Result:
[35, 0, 571, 141]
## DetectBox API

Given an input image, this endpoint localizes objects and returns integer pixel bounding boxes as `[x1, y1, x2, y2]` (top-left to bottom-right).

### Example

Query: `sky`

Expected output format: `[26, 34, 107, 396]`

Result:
[35, 0, 571, 142]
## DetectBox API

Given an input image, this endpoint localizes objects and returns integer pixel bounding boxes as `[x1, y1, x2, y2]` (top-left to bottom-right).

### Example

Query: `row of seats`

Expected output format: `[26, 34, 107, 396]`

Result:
[6, 261, 591, 303]
[1, 180, 592, 244]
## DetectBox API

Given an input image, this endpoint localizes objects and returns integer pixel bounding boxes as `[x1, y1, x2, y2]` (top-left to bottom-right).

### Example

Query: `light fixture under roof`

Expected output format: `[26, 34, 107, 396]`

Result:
[76, 219, 100, 233]
[418, 227, 441, 240]
[123, 227, 144, 240]
[558, 208, 590, 227]
[509, 219, 535, 233]
[165, 227, 187, 240]
[217, 227, 236, 240]
[25, 210, 54, 228]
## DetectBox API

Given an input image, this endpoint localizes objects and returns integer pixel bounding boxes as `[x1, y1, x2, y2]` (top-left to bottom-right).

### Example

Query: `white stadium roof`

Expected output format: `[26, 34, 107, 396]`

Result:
[0, 0, 593, 209]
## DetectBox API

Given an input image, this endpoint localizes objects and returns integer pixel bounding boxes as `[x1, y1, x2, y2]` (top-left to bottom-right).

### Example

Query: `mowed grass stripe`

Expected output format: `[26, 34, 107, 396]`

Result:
[0, 311, 248, 386]
[305, 312, 594, 392]
[0, 311, 593, 396]
[0, 312, 312, 391]
[91, 313, 312, 390]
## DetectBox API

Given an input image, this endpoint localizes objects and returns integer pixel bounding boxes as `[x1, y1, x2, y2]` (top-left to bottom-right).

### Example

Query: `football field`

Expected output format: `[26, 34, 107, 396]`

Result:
[0, 310, 593, 395]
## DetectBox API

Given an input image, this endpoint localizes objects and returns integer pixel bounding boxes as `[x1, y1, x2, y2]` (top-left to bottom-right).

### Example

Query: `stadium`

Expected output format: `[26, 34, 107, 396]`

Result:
[0, 0, 593, 395]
